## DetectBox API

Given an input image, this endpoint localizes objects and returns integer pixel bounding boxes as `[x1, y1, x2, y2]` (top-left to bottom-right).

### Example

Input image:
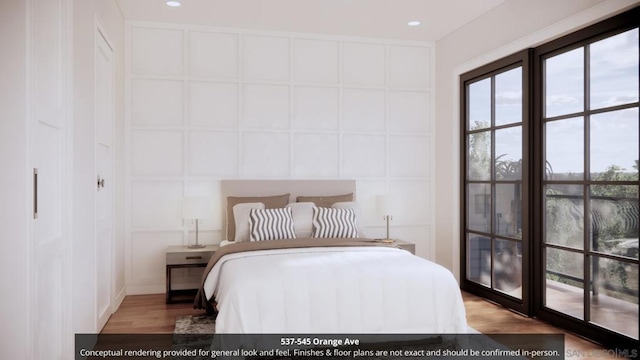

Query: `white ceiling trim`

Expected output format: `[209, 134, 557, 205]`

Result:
[116, 0, 508, 42]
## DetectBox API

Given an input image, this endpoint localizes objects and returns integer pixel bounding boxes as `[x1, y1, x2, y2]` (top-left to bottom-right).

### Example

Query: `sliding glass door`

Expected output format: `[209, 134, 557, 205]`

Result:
[462, 7, 639, 350]
[461, 51, 530, 314]
[534, 16, 639, 349]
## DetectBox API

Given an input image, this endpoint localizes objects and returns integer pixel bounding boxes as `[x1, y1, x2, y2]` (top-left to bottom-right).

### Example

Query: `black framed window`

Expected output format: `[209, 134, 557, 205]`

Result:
[461, 7, 639, 350]
[532, 9, 639, 349]
[461, 50, 531, 315]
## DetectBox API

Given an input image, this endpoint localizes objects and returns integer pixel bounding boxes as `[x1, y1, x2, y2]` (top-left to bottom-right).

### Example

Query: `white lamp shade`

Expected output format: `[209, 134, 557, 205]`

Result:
[182, 197, 214, 219]
[376, 195, 389, 216]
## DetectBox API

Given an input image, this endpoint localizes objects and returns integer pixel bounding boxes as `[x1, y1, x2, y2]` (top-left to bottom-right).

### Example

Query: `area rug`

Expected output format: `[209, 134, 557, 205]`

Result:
[174, 314, 216, 334]
[172, 315, 216, 360]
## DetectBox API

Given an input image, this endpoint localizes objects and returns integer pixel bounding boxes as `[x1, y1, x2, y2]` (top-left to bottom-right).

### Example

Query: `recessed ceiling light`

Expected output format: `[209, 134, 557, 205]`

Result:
[408, 21, 421, 26]
[166, 1, 181, 7]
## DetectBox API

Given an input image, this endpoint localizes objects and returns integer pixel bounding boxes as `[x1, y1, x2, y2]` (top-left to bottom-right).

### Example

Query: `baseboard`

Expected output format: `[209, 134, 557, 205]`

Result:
[113, 286, 126, 310]
[126, 284, 165, 295]
[126, 281, 201, 295]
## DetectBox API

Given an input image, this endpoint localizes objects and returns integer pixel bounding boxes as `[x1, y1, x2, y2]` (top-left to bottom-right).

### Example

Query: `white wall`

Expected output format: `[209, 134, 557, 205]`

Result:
[125, 22, 435, 294]
[72, 0, 125, 333]
[434, 0, 639, 280]
[0, 1, 29, 357]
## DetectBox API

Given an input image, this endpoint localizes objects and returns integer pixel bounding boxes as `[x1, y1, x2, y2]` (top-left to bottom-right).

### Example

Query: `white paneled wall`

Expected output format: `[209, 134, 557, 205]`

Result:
[125, 22, 435, 294]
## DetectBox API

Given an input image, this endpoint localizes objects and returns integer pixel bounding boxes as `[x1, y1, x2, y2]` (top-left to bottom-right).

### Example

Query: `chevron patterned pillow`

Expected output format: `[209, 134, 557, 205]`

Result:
[312, 207, 358, 238]
[249, 207, 297, 241]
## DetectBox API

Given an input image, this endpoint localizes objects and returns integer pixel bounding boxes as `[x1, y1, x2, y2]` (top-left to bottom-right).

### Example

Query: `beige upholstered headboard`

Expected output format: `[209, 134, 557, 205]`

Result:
[220, 180, 356, 240]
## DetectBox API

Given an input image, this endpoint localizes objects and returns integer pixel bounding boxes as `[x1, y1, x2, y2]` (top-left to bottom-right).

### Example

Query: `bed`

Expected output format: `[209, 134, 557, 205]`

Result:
[194, 180, 467, 334]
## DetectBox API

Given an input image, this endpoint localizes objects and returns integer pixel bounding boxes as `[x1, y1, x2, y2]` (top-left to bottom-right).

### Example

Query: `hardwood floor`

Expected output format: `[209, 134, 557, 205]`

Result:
[102, 291, 627, 359]
[102, 294, 203, 334]
[462, 292, 629, 359]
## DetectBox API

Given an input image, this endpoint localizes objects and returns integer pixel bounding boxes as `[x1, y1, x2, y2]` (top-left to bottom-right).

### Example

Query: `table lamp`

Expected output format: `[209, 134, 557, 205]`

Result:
[182, 197, 213, 248]
[376, 195, 393, 241]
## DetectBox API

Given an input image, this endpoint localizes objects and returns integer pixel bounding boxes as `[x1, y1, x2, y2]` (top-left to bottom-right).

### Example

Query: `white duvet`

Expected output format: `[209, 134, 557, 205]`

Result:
[204, 246, 467, 334]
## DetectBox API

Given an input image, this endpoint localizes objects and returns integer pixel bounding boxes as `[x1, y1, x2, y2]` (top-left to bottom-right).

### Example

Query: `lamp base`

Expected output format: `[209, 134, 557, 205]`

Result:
[188, 219, 206, 249]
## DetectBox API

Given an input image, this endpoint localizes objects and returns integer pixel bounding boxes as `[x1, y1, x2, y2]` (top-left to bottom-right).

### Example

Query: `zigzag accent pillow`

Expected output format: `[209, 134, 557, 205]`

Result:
[312, 207, 358, 238]
[249, 207, 296, 241]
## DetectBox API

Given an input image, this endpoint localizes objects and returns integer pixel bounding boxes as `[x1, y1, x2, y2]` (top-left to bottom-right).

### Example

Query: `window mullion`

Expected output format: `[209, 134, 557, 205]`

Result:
[490, 76, 496, 290]
[583, 43, 592, 323]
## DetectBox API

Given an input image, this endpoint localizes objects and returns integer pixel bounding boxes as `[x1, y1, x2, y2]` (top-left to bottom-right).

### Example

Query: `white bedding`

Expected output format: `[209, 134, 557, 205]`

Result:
[204, 246, 468, 334]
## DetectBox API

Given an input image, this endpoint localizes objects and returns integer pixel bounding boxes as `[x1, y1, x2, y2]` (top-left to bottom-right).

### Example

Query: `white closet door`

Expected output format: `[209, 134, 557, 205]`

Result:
[30, 0, 71, 358]
[95, 26, 115, 331]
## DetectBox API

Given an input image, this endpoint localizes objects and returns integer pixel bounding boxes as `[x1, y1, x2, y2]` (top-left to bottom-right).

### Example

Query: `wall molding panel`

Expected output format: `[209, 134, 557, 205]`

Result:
[125, 21, 435, 294]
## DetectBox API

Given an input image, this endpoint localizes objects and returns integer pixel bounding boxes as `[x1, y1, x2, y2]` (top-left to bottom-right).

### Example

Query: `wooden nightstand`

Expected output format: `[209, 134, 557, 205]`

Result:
[166, 245, 218, 304]
[393, 239, 415, 255]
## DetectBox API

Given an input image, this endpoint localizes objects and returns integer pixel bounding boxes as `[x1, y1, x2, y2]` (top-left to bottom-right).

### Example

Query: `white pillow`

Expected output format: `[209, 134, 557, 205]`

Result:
[285, 202, 314, 238]
[332, 201, 367, 237]
[232, 202, 265, 242]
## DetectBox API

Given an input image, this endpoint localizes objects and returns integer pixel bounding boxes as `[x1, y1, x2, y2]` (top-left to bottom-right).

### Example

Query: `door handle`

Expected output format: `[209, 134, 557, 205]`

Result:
[97, 175, 105, 190]
[33, 168, 38, 219]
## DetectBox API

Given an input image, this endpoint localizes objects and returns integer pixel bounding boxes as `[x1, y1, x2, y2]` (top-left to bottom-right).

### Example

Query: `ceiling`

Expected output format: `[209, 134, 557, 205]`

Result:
[116, 0, 508, 42]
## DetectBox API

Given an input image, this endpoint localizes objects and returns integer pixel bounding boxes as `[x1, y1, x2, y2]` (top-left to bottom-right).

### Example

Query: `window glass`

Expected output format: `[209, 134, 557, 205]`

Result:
[590, 29, 639, 110]
[468, 78, 491, 130]
[590, 108, 639, 181]
[495, 67, 522, 126]
[545, 117, 584, 181]
[545, 48, 584, 118]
